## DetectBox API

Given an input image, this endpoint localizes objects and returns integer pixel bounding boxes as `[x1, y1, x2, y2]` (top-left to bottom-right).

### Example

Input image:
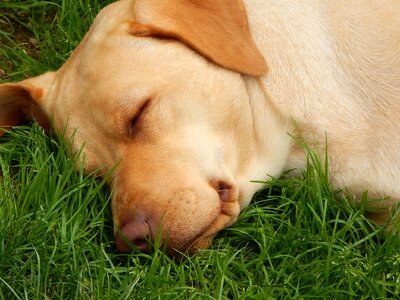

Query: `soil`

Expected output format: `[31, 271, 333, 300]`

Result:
[0, 10, 40, 80]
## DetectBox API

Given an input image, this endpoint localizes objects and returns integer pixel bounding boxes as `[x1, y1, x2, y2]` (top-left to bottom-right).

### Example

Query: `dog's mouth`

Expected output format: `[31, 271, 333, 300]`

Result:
[179, 210, 239, 256]
[113, 179, 241, 256]
[170, 216, 223, 256]
[114, 202, 239, 256]
[114, 213, 230, 256]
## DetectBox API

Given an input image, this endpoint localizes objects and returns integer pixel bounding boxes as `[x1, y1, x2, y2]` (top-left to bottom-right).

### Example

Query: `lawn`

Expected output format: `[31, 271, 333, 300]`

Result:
[1, 1, 400, 299]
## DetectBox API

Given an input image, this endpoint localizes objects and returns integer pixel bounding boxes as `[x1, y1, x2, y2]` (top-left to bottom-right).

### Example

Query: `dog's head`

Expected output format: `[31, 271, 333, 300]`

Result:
[0, 0, 289, 255]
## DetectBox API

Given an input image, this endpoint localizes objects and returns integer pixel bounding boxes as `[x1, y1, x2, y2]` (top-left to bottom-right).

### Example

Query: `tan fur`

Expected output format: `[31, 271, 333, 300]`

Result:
[130, 0, 268, 75]
[0, 0, 399, 253]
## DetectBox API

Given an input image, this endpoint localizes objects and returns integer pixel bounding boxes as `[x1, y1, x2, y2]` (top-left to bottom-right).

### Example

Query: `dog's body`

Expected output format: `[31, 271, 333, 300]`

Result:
[1, 0, 399, 254]
[251, 0, 400, 200]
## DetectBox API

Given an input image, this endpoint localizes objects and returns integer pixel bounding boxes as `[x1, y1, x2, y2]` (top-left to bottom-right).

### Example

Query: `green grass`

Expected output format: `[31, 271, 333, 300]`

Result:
[1, 1, 400, 299]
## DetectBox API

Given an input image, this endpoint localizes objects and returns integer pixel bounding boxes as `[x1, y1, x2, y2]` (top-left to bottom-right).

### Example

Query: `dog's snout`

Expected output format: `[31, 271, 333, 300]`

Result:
[115, 217, 153, 253]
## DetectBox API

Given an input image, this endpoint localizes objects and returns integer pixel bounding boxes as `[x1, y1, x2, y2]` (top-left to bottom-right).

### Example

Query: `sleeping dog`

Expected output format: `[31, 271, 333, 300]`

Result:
[1, 0, 399, 254]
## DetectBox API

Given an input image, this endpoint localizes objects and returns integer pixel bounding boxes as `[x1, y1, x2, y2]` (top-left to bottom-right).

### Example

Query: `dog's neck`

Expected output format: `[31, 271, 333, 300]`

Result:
[235, 75, 292, 209]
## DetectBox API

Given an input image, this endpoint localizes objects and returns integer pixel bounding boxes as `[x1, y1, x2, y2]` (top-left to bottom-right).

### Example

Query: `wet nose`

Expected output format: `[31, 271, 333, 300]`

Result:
[115, 217, 153, 253]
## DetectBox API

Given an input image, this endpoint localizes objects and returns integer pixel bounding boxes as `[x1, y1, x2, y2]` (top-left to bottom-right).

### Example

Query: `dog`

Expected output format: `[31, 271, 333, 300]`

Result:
[1, 0, 399, 255]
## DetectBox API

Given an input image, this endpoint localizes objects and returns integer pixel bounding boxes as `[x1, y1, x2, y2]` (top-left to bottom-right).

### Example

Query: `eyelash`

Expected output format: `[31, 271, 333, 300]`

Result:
[128, 115, 140, 136]
[128, 99, 151, 136]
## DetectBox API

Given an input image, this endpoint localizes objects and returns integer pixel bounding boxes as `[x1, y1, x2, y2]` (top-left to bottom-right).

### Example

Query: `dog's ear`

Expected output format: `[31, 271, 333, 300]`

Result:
[0, 72, 55, 137]
[129, 0, 268, 76]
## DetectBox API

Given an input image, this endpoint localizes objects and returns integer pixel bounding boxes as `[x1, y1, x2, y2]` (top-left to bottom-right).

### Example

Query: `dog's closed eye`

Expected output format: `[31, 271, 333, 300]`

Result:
[127, 98, 152, 136]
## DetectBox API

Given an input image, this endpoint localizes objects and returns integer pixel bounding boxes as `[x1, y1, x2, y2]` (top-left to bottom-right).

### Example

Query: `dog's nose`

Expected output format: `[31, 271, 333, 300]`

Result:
[115, 217, 153, 253]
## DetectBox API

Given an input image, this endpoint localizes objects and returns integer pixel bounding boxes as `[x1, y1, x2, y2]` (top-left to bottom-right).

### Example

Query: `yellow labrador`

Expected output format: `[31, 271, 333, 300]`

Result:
[1, 0, 399, 254]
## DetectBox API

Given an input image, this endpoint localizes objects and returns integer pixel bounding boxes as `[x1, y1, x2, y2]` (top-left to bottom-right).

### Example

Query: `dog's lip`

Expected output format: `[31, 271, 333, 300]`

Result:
[166, 212, 219, 256]
[112, 184, 239, 255]
[112, 207, 221, 255]
[169, 187, 240, 255]
[175, 209, 235, 255]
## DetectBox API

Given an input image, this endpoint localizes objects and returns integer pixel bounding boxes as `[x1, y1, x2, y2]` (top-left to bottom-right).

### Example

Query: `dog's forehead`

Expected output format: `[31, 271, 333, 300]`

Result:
[58, 39, 220, 115]
[64, 33, 202, 92]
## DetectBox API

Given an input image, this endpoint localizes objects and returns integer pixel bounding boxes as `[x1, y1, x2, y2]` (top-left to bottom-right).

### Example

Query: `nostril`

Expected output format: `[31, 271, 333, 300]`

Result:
[115, 219, 151, 253]
[132, 237, 149, 251]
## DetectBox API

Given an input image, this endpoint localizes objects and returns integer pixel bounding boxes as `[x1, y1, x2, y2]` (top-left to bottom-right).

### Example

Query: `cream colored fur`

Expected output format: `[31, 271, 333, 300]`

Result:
[247, 0, 400, 203]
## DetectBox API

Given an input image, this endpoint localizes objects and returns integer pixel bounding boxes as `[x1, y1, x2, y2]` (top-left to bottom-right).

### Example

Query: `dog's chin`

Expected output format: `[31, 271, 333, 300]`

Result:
[168, 215, 238, 257]
[188, 233, 218, 253]
[166, 233, 217, 258]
